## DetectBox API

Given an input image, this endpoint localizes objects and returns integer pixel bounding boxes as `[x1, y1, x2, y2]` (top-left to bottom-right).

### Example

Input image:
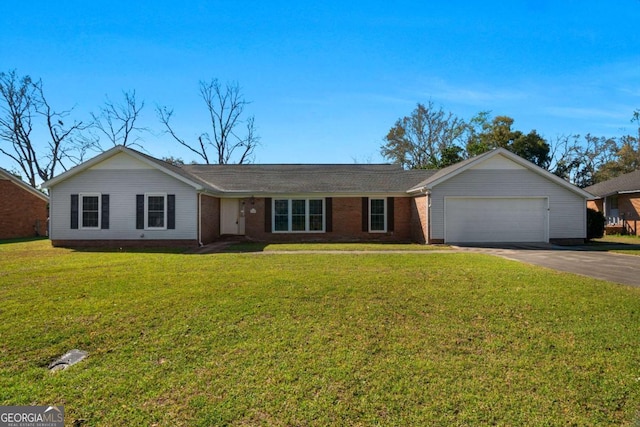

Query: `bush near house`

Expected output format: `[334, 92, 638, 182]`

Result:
[587, 207, 606, 240]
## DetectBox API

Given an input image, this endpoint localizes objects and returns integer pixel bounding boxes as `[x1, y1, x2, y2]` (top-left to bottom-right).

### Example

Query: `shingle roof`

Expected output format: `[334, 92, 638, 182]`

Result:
[584, 169, 640, 198]
[183, 164, 434, 194]
[0, 167, 49, 201]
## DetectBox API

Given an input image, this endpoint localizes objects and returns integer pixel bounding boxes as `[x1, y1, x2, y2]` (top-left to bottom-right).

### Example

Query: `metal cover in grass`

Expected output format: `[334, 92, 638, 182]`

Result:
[48, 349, 87, 372]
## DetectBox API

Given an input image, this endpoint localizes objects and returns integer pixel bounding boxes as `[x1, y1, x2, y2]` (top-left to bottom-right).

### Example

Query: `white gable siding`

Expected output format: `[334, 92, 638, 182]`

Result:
[49, 169, 198, 241]
[470, 155, 526, 170]
[89, 152, 154, 170]
[430, 169, 585, 240]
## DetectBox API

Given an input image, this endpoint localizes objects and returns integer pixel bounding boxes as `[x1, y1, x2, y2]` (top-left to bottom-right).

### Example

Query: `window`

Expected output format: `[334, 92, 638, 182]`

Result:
[146, 195, 166, 228]
[272, 199, 325, 232]
[369, 198, 386, 232]
[80, 194, 100, 229]
[136, 194, 175, 230]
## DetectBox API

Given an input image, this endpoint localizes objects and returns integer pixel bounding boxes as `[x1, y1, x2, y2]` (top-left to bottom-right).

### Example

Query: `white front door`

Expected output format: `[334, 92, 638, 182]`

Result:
[220, 199, 245, 235]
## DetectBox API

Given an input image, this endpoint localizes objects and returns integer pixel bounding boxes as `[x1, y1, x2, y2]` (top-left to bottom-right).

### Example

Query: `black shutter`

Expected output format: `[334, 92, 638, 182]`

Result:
[101, 194, 110, 229]
[265, 198, 272, 233]
[167, 195, 176, 229]
[361, 197, 369, 232]
[325, 197, 332, 232]
[136, 195, 144, 229]
[70, 194, 79, 229]
[387, 197, 394, 232]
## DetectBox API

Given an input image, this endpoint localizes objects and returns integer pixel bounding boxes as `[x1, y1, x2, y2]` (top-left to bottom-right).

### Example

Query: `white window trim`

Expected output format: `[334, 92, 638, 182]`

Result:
[272, 198, 325, 233]
[369, 198, 387, 233]
[79, 193, 101, 230]
[145, 193, 167, 230]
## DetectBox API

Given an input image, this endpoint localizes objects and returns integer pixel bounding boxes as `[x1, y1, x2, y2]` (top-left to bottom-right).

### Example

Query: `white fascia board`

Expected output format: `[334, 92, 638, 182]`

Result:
[43, 146, 206, 191]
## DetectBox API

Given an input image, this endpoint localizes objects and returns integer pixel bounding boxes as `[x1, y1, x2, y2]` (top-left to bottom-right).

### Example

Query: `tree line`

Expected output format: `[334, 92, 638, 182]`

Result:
[1, 70, 638, 189]
[0, 70, 259, 187]
[381, 101, 640, 188]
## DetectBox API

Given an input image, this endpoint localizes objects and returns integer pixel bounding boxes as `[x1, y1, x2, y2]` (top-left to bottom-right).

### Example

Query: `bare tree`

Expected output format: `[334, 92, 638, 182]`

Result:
[381, 101, 466, 169]
[0, 70, 91, 187]
[157, 79, 259, 164]
[92, 90, 146, 149]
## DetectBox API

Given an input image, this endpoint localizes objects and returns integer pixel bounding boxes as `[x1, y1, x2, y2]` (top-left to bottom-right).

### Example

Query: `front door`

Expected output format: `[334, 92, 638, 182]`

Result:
[220, 199, 245, 235]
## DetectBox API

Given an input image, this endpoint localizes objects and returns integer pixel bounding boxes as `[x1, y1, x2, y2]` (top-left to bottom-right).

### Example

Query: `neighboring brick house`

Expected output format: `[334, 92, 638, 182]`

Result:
[43, 146, 591, 247]
[585, 170, 640, 236]
[0, 168, 49, 240]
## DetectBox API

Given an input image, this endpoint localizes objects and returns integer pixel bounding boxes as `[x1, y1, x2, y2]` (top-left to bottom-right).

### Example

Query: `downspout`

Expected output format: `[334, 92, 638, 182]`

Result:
[198, 193, 203, 247]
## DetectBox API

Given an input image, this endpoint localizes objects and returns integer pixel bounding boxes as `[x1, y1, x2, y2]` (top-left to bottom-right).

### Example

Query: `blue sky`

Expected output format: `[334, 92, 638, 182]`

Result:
[1, 0, 639, 172]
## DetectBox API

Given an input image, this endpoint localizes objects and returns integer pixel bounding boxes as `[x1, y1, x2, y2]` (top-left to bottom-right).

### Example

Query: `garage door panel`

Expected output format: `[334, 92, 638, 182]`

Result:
[445, 198, 547, 243]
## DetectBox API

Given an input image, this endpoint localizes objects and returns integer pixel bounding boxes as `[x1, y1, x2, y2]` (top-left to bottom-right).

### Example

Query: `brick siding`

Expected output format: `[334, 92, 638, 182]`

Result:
[50, 239, 199, 248]
[243, 196, 418, 243]
[199, 194, 220, 244]
[0, 179, 49, 239]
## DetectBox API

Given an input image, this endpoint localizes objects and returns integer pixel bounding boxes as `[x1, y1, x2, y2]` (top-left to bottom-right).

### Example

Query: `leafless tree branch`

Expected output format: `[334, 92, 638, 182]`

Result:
[156, 78, 259, 164]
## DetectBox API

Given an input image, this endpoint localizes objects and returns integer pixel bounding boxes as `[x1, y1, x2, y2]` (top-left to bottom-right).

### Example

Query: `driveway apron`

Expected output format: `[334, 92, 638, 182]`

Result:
[460, 247, 640, 288]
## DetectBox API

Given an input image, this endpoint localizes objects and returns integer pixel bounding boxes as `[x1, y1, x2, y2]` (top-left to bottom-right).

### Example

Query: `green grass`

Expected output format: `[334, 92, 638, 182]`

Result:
[591, 235, 640, 256]
[2, 240, 640, 426]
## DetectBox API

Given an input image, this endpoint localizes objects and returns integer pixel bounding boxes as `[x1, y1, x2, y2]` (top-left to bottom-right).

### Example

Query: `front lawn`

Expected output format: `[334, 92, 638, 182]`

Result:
[1, 240, 640, 426]
[591, 235, 640, 256]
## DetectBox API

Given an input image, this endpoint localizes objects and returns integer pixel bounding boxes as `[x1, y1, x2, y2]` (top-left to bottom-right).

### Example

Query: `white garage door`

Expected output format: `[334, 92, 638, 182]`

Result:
[445, 197, 548, 243]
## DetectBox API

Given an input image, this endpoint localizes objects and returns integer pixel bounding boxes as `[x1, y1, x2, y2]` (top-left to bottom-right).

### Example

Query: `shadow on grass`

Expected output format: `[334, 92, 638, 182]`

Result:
[218, 242, 270, 253]
[0, 236, 48, 245]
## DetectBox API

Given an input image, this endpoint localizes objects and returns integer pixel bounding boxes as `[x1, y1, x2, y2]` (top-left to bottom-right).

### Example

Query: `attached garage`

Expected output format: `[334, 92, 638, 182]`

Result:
[444, 197, 548, 243]
[408, 148, 593, 245]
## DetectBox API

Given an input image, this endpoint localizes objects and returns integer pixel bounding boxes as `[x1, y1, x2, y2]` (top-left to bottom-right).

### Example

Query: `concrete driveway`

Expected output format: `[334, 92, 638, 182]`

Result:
[457, 244, 640, 288]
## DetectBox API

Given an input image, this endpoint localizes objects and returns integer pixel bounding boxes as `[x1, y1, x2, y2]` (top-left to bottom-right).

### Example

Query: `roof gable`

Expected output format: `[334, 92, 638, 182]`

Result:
[0, 168, 49, 201]
[584, 169, 640, 198]
[408, 148, 593, 199]
[42, 146, 213, 191]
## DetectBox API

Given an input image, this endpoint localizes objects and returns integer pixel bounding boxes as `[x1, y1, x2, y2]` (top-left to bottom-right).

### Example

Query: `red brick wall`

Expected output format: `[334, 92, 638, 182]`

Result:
[50, 239, 198, 248]
[588, 196, 640, 236]
[200, 195, 220, 244]
[620, 195, 640, 236]
[244, 196, 416, 243]
[0, 179, 49, 239]
[619, 195, 640, 220]
[587, 199, 602, 212]
[411, 195, 427, 243]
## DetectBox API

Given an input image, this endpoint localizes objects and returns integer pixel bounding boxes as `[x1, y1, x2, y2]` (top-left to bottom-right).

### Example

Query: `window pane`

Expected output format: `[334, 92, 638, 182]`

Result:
[83, 196, 98, 211]
[274, 200, 289, 231]
[292, 200, 306, 231]
[275, 200, 288, 215]
[309, 200, 323, 231]
[148, 196, 165, 211]
[370, 199, 385, 215]
[292, 200, 306, 215]
[309, 200, 323, 215]
[82, 196, 99, 228]
[148, 196, 165, 228]
[82, 212, 98, 228]
[370, 199, 385, 231]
